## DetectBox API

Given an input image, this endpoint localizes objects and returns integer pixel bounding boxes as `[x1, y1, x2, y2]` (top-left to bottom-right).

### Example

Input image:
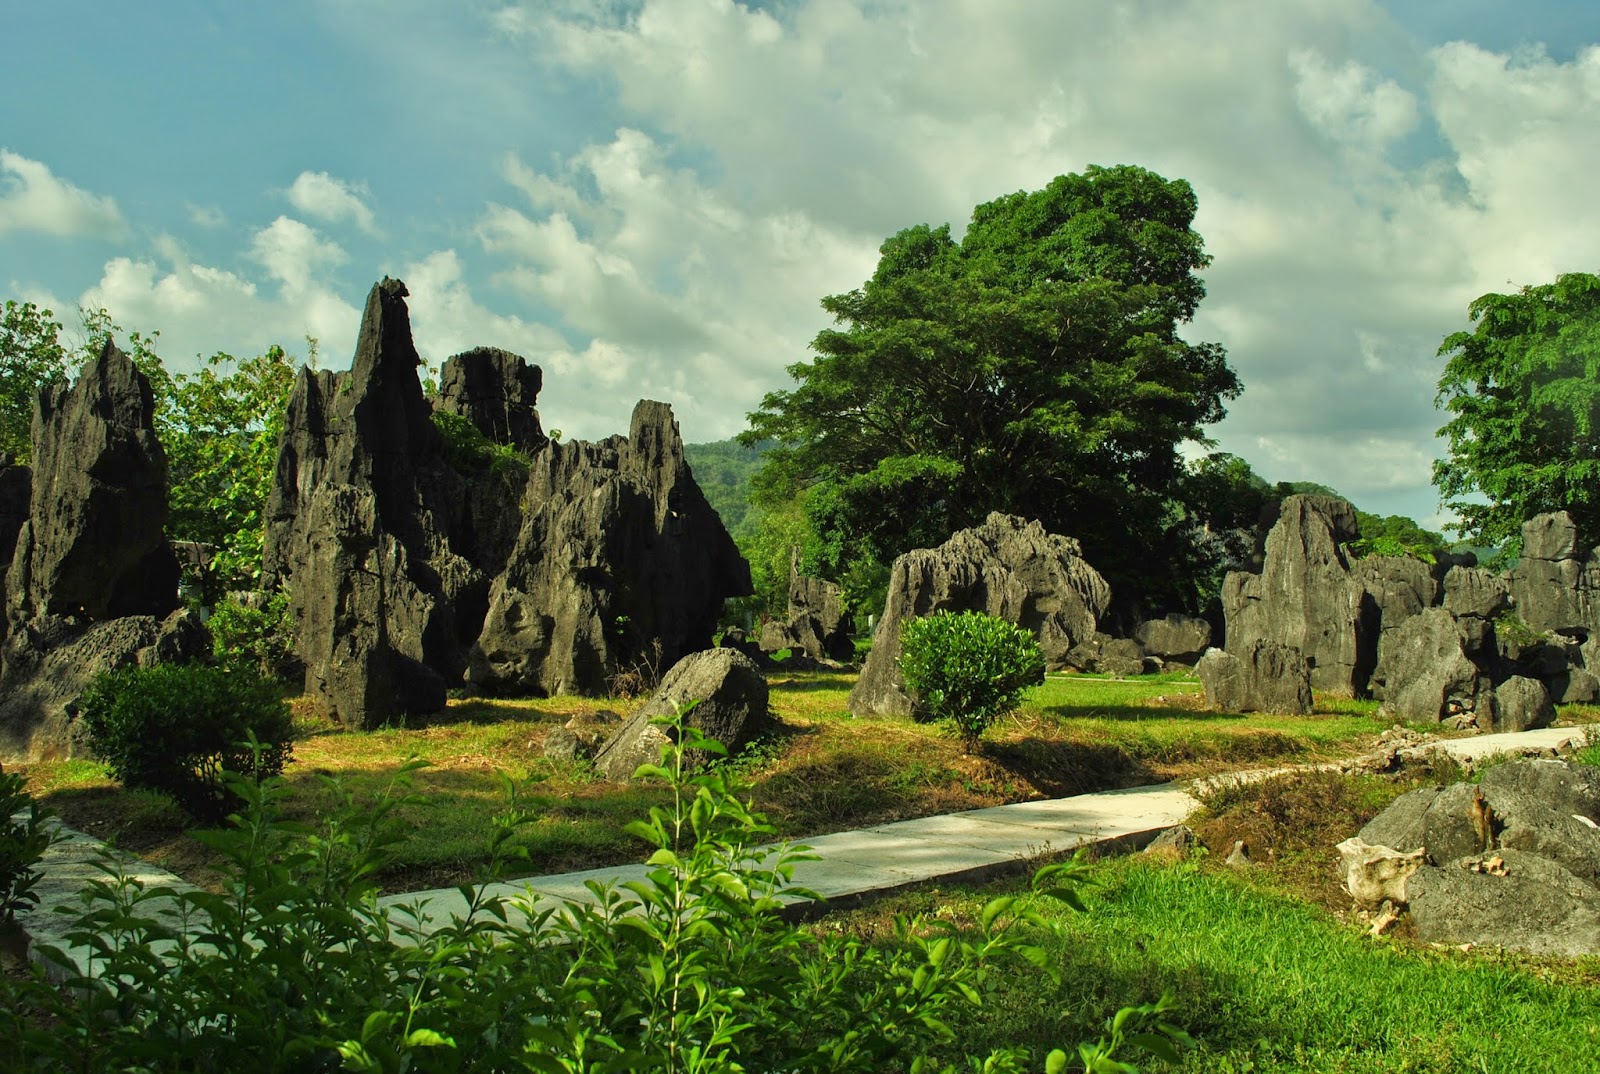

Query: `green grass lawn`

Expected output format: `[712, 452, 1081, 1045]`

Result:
[846, 855, 1600, 1073]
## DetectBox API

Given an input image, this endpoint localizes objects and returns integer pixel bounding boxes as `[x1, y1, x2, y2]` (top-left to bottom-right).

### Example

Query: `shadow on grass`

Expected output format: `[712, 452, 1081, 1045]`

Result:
[767, 676, 858, 694]
[980, 737, 1158, 798]
[1034, 703, 1245, 723]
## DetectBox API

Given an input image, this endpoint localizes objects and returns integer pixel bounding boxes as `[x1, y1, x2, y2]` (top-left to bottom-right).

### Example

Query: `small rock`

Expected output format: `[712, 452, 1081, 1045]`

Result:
[1225, 840, 1252, 867]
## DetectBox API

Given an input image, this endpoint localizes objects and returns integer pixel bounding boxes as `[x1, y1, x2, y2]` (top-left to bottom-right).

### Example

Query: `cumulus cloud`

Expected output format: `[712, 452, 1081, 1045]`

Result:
[486, 0, 1600, 523]
[0, 150, 126, 239]
[76, 219, 360, 371]
[286, 170, 380, 236]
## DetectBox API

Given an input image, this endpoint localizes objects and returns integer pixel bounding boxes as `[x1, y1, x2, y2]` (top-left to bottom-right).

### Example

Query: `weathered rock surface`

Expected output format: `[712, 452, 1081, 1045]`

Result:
[470, 401, 751, 698]
[1335, 837, 1425, 909]
[593, 648, 768, 780]
[1353, 759, 1600, 955]
[1195, 640, 1312, 715]
[760, 552, 855, 663]
[1405, 849, 1600, 958]
[1377, 608, 1497, 726]
[8, 341, 179, 626]
[850, 513, 1110, 718]
[433, 347, 546, 453]
[1133, 613, 1211, 665]
[263, 279, 470, 727]
[1222, 496, 1369, 695]
[1493, 675, 1555, 733]
[0, 455, 28, 608]
[0, 343, 193, 761]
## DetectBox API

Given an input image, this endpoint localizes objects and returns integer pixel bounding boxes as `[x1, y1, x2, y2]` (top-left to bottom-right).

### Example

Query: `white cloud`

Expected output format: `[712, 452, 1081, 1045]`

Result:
[250, 216, 348, 296]
[473, 0, 1600, 527]
[0, 150, 126, 239]
[286, 170, 380, 236]
[77, 220, 360, 370]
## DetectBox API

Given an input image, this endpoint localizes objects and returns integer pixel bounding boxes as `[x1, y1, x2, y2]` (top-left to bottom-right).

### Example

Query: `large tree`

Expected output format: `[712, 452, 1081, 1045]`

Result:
[1434, 271, 1600, 551]
[744, 165, 1240, 612]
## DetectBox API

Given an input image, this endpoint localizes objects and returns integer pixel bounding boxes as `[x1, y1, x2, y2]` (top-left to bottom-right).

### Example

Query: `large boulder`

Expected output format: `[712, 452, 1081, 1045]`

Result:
[1375, 608, 1497, 726]
[1195, 640, 1312, 715]
[1353, 555, 1438, 698]
[1133, 613, 1211, 665]
[263, 279, 473, 726]
[849, 513, 1110, 718]
[1508, 513, 1599, 636]
[1222, 495, 1372, 696]
[469, 401, 751, 697]
[592, 648, 768, 780]
[1354, 760, 1600, 956]
[0, 342, 190, 761]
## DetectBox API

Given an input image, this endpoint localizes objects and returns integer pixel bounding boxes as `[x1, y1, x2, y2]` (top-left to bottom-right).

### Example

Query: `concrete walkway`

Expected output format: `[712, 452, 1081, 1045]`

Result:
[14, 723, 1593, 980]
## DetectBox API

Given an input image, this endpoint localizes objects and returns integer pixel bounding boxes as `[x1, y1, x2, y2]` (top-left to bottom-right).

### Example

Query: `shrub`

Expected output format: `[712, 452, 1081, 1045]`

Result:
[0, 707, 1185, 1072]
[208, 590, 296, 679]
[0, 768, 53, 928]
[76, 663, 293, 821]
[898, 610, 1046, 752]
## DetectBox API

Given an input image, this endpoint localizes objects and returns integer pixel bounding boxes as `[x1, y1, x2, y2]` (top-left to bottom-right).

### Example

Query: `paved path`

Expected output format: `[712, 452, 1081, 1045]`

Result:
[14, 723, 1592, 980]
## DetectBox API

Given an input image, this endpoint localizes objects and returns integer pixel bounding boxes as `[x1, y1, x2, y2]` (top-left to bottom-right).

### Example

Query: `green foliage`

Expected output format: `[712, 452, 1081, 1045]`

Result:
[76, 663, 293, 821]
[684, 436, 771, 535]
[1349, 510, 1449, 563]
[899, 611, 1047, 752]
[0, 709, 1181, 1073]
[209, 591, 297, 679]
[1434, 271, 1600, 549]
[431, 410, 532, 486]
[0, 300, 72, 463]
[0, 768, 54, 928]
[161, 346, 297, 592]
[745, 165, 1240, 614]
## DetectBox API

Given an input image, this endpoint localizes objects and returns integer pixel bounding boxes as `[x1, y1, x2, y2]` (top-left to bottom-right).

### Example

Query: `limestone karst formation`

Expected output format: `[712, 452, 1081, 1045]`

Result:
[849, 512, 1110, 718]
[1219, 494, 1598, 727]
[262, 277, 750, 726]
[0, 341, 204, 761]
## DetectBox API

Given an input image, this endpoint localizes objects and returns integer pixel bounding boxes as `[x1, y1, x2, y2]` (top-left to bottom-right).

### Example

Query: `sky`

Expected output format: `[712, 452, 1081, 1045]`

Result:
[3, 0, 1598, 532]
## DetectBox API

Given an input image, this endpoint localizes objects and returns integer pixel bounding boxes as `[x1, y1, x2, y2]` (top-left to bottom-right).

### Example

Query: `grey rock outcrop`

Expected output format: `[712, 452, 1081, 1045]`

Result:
[469, 401, 751, 698]
[593, 648, 768, 780]
[0, 342, 195, 761]
[1353, 759, 1600, 956]
[433, 347, 546, 453]
[1222, 495, 1369, 695]
[1195, 640, 1312, 715]
[1493, 675, 1555, 733]
[760, 552, 855, 664]
[1376, 608, 1498, 727]
[0, 454, 29, 609]
[1133, 613, 1211, 665]
[850, 513, 1110, 718]
[1509, 513, 1599, 635]
[263, 279, 469, 727]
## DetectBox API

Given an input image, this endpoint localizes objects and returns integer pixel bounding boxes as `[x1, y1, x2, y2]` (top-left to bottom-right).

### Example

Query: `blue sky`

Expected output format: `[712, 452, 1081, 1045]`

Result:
[4, 0, 1599, 532]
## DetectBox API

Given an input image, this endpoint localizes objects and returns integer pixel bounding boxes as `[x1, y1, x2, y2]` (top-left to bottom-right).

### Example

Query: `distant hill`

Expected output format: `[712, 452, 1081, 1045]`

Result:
[684, 438, 770, 536]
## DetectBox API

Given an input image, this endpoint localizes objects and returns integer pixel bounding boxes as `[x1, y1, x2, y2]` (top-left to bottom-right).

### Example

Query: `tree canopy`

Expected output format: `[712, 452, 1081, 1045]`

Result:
[1433, 271, 1600, 550]
[744, 165, 1240, 613]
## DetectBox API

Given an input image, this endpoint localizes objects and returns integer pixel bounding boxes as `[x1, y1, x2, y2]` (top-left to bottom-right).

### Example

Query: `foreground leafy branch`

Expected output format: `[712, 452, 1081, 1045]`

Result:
[0, 710, 1184, 1072]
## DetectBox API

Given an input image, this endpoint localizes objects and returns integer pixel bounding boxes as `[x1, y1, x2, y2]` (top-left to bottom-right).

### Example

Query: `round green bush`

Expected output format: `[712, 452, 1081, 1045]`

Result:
[77, 663, 293, 821]
[898, 610, 1046, 752]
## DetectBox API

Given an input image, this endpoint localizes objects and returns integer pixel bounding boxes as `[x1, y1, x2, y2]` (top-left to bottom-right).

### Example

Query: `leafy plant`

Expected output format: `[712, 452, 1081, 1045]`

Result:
[0, 768, 54, 929]
[209, 590, 297, 679]
[76, 663, 293, 821]
[899, 610, 1047, 752]
[3, 707, 1184, 1072]
[432, 410, 532, 487]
